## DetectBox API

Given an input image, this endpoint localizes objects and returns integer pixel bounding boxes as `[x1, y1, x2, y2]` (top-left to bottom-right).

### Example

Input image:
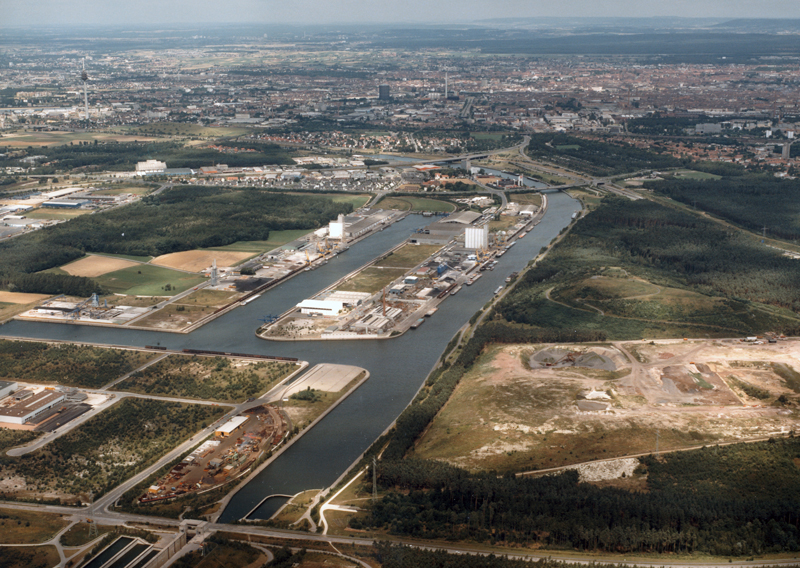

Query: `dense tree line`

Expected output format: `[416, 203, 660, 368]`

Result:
[525, 134, 683, 176]
[0, 140, 294, 173]
[0, 186, 352, 295]
[647, 173, 800, 241]
[360, 439, 800, 556]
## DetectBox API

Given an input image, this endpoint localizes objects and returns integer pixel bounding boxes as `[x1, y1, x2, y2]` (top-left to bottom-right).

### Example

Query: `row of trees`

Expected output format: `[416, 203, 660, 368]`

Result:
[361, 439, 800, 555]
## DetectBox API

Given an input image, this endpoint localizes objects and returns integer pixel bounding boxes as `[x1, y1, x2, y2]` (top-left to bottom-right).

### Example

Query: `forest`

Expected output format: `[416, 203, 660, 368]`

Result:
[0, 340, 154, 388]
[0, 186, 352, 295]
[0, 139, 294, 173]
[525, 134, 683, 176]
[498, 197, 800, 324]
[358, 438, 800, 556]
[647, 173, 800, 241]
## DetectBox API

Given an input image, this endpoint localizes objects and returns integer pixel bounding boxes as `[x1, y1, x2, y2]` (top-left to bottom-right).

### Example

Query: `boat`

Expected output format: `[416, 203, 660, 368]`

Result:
[425, 308, 438, 317]
[410, 318, 425, 329]
[505, 272, 519, 283]
[450, 285, 462, 296]
[494, 285, 504, 295]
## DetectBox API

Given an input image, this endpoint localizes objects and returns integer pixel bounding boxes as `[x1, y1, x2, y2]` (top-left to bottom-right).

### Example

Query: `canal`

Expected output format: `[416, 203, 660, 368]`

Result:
[0, 191, 579, 522]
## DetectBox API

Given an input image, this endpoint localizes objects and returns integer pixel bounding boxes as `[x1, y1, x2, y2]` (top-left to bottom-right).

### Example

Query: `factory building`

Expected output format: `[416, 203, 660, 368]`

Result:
[42, 199, 87, 209]
[329, 214, 346, 239]
[465, 226, 489, 250]
[0, 380, 17, 400]
[135, 159, 167, 173]
[296, 299, 345, 316]
[215, 416, 248, 438]
[0, 390, 65, 425]
[378, 84, 390, 101]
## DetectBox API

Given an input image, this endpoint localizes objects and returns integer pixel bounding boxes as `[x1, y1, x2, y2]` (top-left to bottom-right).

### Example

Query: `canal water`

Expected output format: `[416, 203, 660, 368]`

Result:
[0, 191, 579, 522]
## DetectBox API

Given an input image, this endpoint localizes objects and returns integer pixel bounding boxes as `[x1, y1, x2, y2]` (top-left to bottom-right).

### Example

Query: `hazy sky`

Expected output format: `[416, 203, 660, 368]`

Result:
[2, 0, 800, 26]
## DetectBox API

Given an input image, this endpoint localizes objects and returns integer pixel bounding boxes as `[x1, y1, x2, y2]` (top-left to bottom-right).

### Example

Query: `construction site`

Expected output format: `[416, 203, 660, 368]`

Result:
[139, 405, 288, 504]
[412, 337, 800, 473]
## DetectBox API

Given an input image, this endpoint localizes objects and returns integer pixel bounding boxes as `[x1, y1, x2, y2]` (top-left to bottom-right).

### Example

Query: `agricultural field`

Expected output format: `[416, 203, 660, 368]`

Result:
[0, 292, 50, 305]
[411, 339, 800, 473]
[0, 507, 69, 544]
[0, 398, 226, 502]
[151, 250, 254, 272]
[113, 355, 297, 403]
[0, 340, 157, 388]
[98, 184, 155, 196]
[59, 254, 140, 278]
[205, 229, 311, 253]
[374, 244, 442, 269]
[0, 130, 159, 147]
[93, 264, 207, 296]
[119, 123, 253, 138]
[25, 208, 92, 220]
[337, 267, 407, 294]
[378, 196, 456, 212]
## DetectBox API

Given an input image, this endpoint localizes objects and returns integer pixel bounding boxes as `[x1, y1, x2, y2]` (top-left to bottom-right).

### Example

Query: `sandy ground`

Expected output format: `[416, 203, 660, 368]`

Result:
[151, 250, 252, 273]
[413, 339, 800, 472]
[61, 255, 139, 278]
[0, 292, 51, 305]
[283, 364, 362, 396]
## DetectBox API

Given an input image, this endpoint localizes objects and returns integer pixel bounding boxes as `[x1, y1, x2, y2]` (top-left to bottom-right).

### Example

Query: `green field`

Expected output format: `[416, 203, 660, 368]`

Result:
[338, 267, 407, 294]
[471, 132, 509, 141]
[375, 244, 442, 268]
[288, 192, 370, 209]
[672, 170, 722, 180]
[94, 264, 207, 296]
[206, 229, 312, 253]
[378, 196, 456, 212]
[96, 252, 153, 263]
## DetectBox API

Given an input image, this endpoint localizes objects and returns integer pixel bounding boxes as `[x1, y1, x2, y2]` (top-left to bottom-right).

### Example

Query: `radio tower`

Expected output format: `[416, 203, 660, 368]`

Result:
[81, 58, 90, 120]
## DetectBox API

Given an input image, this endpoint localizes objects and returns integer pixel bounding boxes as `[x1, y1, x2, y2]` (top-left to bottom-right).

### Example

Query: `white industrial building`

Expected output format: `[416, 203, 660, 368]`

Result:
[465, 225, 489, 250]
[0, 380, 17, 400]
[135, 159, 167, 173]
[215, 416, 248, 437]
[0, 390, 65, 425]
[297, 299, 345, 316]
[329, 214, 346, 239]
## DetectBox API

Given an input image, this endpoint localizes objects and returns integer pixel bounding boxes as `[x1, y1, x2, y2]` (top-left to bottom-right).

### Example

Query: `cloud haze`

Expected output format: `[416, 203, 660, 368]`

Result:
[2, 0, 800, 26]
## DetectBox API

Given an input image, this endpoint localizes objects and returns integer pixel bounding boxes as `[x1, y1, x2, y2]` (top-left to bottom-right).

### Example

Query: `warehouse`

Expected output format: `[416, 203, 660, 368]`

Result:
[42, 199, 87, 209]
[0, 380, 17, 400]
[215, 416, 248, 437]
[296, 299, 344, 316]
[0, 390, 65, 425]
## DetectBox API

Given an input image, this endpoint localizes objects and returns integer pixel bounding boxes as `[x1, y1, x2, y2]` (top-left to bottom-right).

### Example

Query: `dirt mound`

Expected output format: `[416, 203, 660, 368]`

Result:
[530, 348, 617, 371]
